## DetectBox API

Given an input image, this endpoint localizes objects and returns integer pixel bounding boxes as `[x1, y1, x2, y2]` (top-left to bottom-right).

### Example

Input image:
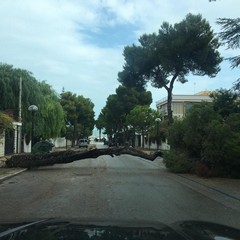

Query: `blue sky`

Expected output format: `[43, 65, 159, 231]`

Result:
[82, 24, 138, 48]
[0, 0, 240, 118]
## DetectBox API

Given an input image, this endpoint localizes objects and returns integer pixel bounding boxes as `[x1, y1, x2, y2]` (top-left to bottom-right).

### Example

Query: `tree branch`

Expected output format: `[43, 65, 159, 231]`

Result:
[5, 147, 163, 169]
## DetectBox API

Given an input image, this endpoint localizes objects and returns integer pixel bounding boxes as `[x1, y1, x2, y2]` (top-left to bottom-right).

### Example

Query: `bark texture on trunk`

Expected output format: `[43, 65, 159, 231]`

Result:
[5, 147, 163, 169]
[167, 88, 173, 124]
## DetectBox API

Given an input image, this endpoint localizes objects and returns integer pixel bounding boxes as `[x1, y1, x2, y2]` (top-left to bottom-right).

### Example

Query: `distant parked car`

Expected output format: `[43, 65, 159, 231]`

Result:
[79, 139, 88, 148]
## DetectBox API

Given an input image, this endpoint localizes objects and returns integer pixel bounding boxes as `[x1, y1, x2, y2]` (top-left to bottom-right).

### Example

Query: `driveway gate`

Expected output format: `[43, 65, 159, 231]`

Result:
[4, 130, 14, 155]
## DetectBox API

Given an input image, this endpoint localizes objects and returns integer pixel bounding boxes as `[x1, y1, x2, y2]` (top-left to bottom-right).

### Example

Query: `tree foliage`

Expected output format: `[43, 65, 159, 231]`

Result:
[98, 85, 152, 138]
[0, 112, 13, 132]
[217, 18, 240, 67]
[183, 103, 221, 158]
[95, 112, 105, 139]
[210, 89, 240, 118]
[166, 92, 240, 177]
[217, 18, 240, 90]
[126, 105, 160, 148]
[0, 63, 65, 139]
[60, 91, 95, 145]
[167, 119, 186, 150]
[76, 95, 95, 138]
[0, 63, 40, 120]
[163, 150, 194, 173]
[119, 14, 222, 123]
[36, 82, 65, 139]
[201, 121, 233, 168]
[126, 105, 159, 133]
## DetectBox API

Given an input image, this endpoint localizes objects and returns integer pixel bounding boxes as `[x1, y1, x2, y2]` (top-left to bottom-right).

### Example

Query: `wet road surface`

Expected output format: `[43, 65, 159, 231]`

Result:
[0, 154, 240, 228]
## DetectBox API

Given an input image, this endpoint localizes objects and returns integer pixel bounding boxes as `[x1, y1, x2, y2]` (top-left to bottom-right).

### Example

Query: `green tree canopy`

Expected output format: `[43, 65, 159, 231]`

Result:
[76, 95, 95, 138]
[0, 63, 65, 139]
[166, 100, 240, 177]
[217, 17, 240, 90]
[183, 103, 221, 158]
[60, 91, 95, 145]
[0, 63, 41, 120]
[95, 112, 105, 139]
[210, 89, 240, 118]
[126, 105, 160, 148]
[126, 105, 160, 134]
[98, 85, 152, 137]
[0, 112, 13, 132]
[217, 18, 240, 68]
[36, 82, 65, 139]
[119, 13, 222, 123]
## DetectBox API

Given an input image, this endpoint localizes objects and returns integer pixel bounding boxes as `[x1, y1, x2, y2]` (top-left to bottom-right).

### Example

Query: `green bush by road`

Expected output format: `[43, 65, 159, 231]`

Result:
[164, 90, 240, 178]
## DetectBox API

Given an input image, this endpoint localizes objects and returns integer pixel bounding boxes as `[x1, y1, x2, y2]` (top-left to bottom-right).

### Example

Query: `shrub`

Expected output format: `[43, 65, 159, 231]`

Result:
[201, 120, 232, 169]
[223, 133, 240, 178]
[163, 150, 194, 173]
[195, 161, 214, 177]
[0, 112, 13, 133]
[225, 113, 240, 132]
[202, 121, 240, 178]
[201, 121, 240, 176]
[167, 120, 186, 149]
[183, 103, 221, 158]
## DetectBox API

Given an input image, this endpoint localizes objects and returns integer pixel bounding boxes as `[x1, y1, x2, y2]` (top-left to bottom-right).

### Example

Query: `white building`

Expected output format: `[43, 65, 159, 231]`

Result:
[156, 91, 213, 119]
[0, 131, 5, 157]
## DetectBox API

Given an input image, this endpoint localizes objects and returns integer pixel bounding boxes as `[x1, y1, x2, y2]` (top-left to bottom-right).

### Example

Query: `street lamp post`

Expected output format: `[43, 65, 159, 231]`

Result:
[155, 118, 161, 151]
[28, 105, 38, 149]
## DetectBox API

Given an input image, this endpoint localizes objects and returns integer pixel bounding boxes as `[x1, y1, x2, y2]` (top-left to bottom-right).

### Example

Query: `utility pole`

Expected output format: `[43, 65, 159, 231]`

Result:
[19, 76, 22, 123]
[17, 76, 23, 153]
[28, 105, 38, 151]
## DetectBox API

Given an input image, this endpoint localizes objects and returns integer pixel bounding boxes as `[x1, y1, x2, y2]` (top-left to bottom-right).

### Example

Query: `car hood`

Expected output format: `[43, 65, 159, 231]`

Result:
[0, 219, 239, 240]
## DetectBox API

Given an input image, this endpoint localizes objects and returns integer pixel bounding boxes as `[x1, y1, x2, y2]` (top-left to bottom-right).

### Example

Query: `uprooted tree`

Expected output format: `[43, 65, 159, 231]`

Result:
[5, 147, 163, 169]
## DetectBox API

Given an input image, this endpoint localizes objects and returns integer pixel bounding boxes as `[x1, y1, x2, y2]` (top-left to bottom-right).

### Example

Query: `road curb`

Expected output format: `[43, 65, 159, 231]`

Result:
[156, 159, 240, 202]
[0, 169, 27, 182]
[176, 174, 240, 202]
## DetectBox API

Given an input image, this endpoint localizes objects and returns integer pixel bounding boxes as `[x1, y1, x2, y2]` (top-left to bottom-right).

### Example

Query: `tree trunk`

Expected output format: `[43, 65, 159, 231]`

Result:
[141, 129, 145, 149]
[5, 147, 163, 169]
[164, 72, 179, 124]
[133, 127, 136, 148]
[167, 87, 173, 124]
[99, 128, 102, 140]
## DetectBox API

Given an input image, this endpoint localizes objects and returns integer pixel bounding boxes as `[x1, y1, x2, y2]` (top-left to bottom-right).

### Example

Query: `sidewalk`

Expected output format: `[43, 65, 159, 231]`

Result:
[153, 157, 240, 202]
[177, 173, 240, 201]
[0, 146, 98, 182]
[0, 168, 27, 182]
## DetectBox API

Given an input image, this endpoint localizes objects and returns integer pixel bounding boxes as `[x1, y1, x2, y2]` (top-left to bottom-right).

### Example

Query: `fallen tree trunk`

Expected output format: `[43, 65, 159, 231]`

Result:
[5, 147, 163, 169]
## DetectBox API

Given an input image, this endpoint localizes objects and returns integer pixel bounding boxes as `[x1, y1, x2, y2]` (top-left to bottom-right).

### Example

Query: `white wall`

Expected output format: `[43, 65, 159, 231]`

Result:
[160, 141, 171, 151]
[23, 136, 31, 153]
[0, 131, 5, 157]
[135, 134, 170, 151]
[53, 137, 66, 148]
[144, 139, 170, 151]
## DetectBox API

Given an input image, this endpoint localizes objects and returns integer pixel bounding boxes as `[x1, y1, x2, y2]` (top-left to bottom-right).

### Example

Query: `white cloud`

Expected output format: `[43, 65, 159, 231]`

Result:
[0, 0, 239, 117]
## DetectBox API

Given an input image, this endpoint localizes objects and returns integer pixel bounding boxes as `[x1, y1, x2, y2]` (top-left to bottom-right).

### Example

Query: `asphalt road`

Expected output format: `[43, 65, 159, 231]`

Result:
[0, 147, 240, 229]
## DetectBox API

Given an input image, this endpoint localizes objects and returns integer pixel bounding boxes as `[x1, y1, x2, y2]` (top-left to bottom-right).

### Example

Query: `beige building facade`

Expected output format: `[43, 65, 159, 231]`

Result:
[156, 91, 213, 119]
